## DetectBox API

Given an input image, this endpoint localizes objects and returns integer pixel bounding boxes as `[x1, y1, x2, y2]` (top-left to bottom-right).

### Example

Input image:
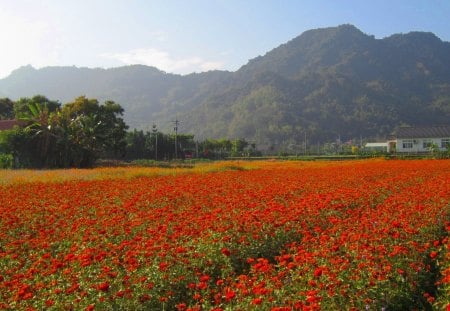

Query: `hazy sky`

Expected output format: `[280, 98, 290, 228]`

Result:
[0, 0, 449, 79]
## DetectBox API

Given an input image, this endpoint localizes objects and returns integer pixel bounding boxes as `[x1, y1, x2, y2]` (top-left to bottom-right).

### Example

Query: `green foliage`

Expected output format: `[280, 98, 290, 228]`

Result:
[226, 228, 301, 275]
[125, 129, 151, 159]
[0, 153, 13, 168]
[1, 96, 128, 168]
[0, 128, 32, 167]
[14, 95, 60, 118]
[60, 96, 128, 166]
[231, 138, 249, 156]
[183, 26, 450, 146]
[124, 130, 195, 161]
[0, 98, 14, 119]
[1, 25, 449, 147]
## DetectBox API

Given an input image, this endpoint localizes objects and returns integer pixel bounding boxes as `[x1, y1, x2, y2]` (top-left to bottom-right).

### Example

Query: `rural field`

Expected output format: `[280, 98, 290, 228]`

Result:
[0, 159, 449, 310]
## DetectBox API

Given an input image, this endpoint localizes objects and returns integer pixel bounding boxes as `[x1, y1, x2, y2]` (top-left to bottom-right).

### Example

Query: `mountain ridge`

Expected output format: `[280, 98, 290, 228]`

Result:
[1, 24, 449, 146]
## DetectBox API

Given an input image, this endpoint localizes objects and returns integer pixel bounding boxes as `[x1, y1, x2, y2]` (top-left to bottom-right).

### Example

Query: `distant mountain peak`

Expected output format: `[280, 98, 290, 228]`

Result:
[0, 25, 449, 145]
[239, 24, 375, 79]
[9, 65, 36, 76]
[389, 30, 441, 39]
[294, 24, 368, 41]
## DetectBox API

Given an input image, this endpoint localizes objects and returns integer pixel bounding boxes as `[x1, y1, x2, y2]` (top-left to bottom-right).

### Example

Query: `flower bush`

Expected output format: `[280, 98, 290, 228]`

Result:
[0, 159, 449, 310]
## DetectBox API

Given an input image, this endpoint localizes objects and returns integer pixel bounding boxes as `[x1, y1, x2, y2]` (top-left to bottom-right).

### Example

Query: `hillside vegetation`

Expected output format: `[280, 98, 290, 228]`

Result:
[1, 25, 449, 146]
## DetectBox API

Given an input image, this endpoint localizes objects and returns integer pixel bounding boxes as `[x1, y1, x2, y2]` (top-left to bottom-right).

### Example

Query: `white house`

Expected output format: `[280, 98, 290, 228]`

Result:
[364, 142, 388, 152]
[389, 125, 450, 153]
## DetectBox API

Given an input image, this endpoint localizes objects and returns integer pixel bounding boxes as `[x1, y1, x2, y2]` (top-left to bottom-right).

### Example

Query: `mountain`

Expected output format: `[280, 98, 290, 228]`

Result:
[0, 65, 234, 130]
[185, 25, 450, 144]
[1, 24, 449, 147]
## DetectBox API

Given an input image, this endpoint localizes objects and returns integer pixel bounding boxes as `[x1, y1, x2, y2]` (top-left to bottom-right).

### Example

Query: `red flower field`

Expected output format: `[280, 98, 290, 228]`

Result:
[0, 159, 449, 310]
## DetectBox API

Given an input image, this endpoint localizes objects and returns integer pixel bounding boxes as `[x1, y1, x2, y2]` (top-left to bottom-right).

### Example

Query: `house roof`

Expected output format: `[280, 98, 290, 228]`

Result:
[0, 120, 21, 131]
[395, 126, 450, 139]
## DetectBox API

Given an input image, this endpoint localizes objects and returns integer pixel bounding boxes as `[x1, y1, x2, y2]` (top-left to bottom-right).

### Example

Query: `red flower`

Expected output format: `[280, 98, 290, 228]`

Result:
[176, 303, 187, 311]
[224, 287, 236, 301]
[45, 300, 55, 307]
[221, 247, 231, 257]
[188, 283, 196, 290]
[313, 267, 323, 278]
[252, 297, 263, 305]
[193, 293, 201, 300]
[197, 282, 208, 290]
[216, 279, 224, 286]
[97, 282, 109, 292]
[159, 262, 169, 271]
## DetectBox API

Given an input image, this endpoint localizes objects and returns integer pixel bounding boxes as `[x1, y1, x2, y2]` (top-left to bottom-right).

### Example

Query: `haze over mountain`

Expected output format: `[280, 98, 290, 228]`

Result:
[1, 24, 449, 147]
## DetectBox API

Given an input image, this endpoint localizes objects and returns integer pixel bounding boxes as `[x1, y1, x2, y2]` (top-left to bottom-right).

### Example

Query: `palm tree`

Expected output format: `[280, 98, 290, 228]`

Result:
[18, 102, 59, 167]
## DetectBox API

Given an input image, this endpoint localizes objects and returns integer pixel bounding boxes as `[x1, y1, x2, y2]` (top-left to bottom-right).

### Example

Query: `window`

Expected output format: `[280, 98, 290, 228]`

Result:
[442, 138, 450, 149]
[422, 140, 433, 149]
[402, 139, 413, 149]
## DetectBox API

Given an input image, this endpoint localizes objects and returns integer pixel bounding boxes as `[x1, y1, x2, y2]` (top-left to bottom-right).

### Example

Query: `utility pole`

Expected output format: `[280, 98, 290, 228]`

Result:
[304, 131, 307, 155]
[152, 123, 158, 161]
[172, 118, 180, 159]
[338, 134, 341, 153]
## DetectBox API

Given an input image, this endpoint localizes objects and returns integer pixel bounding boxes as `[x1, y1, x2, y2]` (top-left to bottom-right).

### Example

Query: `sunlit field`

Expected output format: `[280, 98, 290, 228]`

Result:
[0, 161, 260, 185]
[0, 159, 449, 310]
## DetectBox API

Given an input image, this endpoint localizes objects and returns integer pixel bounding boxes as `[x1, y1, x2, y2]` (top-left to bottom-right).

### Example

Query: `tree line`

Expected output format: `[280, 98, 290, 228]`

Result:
[0, 96, 256, 168]
[125, 131, 257, 162]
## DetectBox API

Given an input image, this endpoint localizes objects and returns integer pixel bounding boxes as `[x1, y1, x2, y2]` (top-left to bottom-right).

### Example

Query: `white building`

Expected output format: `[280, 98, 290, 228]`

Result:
[364, 142, 388, 152]
[389, 126, 450, 153]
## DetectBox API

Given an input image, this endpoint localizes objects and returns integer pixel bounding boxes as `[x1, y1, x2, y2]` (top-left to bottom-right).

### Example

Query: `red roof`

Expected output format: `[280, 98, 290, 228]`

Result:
[0, 120, 21, 131]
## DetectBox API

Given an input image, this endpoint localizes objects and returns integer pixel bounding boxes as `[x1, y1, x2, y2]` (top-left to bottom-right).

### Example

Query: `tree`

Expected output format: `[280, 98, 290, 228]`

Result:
[3, 95, 128, 168]
[125, 129, 149, 160]
[17, 101, 60, 167]
[14, 95, 61, 117]
[10, 95, 62, 167]
[0, 98, 14, 120]
[176, 134, 195, 158]
[0, 128, 28, 168]
[231, 138, 249, 156]
[61, 96, 128, 167]
[98, 100, 128, 157]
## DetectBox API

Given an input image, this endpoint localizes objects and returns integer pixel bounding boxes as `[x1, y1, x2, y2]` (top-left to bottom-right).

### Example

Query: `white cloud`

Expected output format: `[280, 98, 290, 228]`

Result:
[101, 48, 224, 74]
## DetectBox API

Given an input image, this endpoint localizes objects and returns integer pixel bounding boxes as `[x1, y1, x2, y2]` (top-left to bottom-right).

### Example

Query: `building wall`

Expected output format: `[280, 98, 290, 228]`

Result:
[396, 137, 450, 152]
[364, 143, 388, 153]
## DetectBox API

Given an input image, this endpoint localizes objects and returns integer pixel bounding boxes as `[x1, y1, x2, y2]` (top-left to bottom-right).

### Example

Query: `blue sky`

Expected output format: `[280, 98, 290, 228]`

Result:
[0, 0, 449, 79]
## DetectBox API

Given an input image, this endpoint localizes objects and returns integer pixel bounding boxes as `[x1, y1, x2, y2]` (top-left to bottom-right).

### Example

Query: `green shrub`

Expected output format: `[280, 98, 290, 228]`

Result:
[0, 153, 13, 169]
